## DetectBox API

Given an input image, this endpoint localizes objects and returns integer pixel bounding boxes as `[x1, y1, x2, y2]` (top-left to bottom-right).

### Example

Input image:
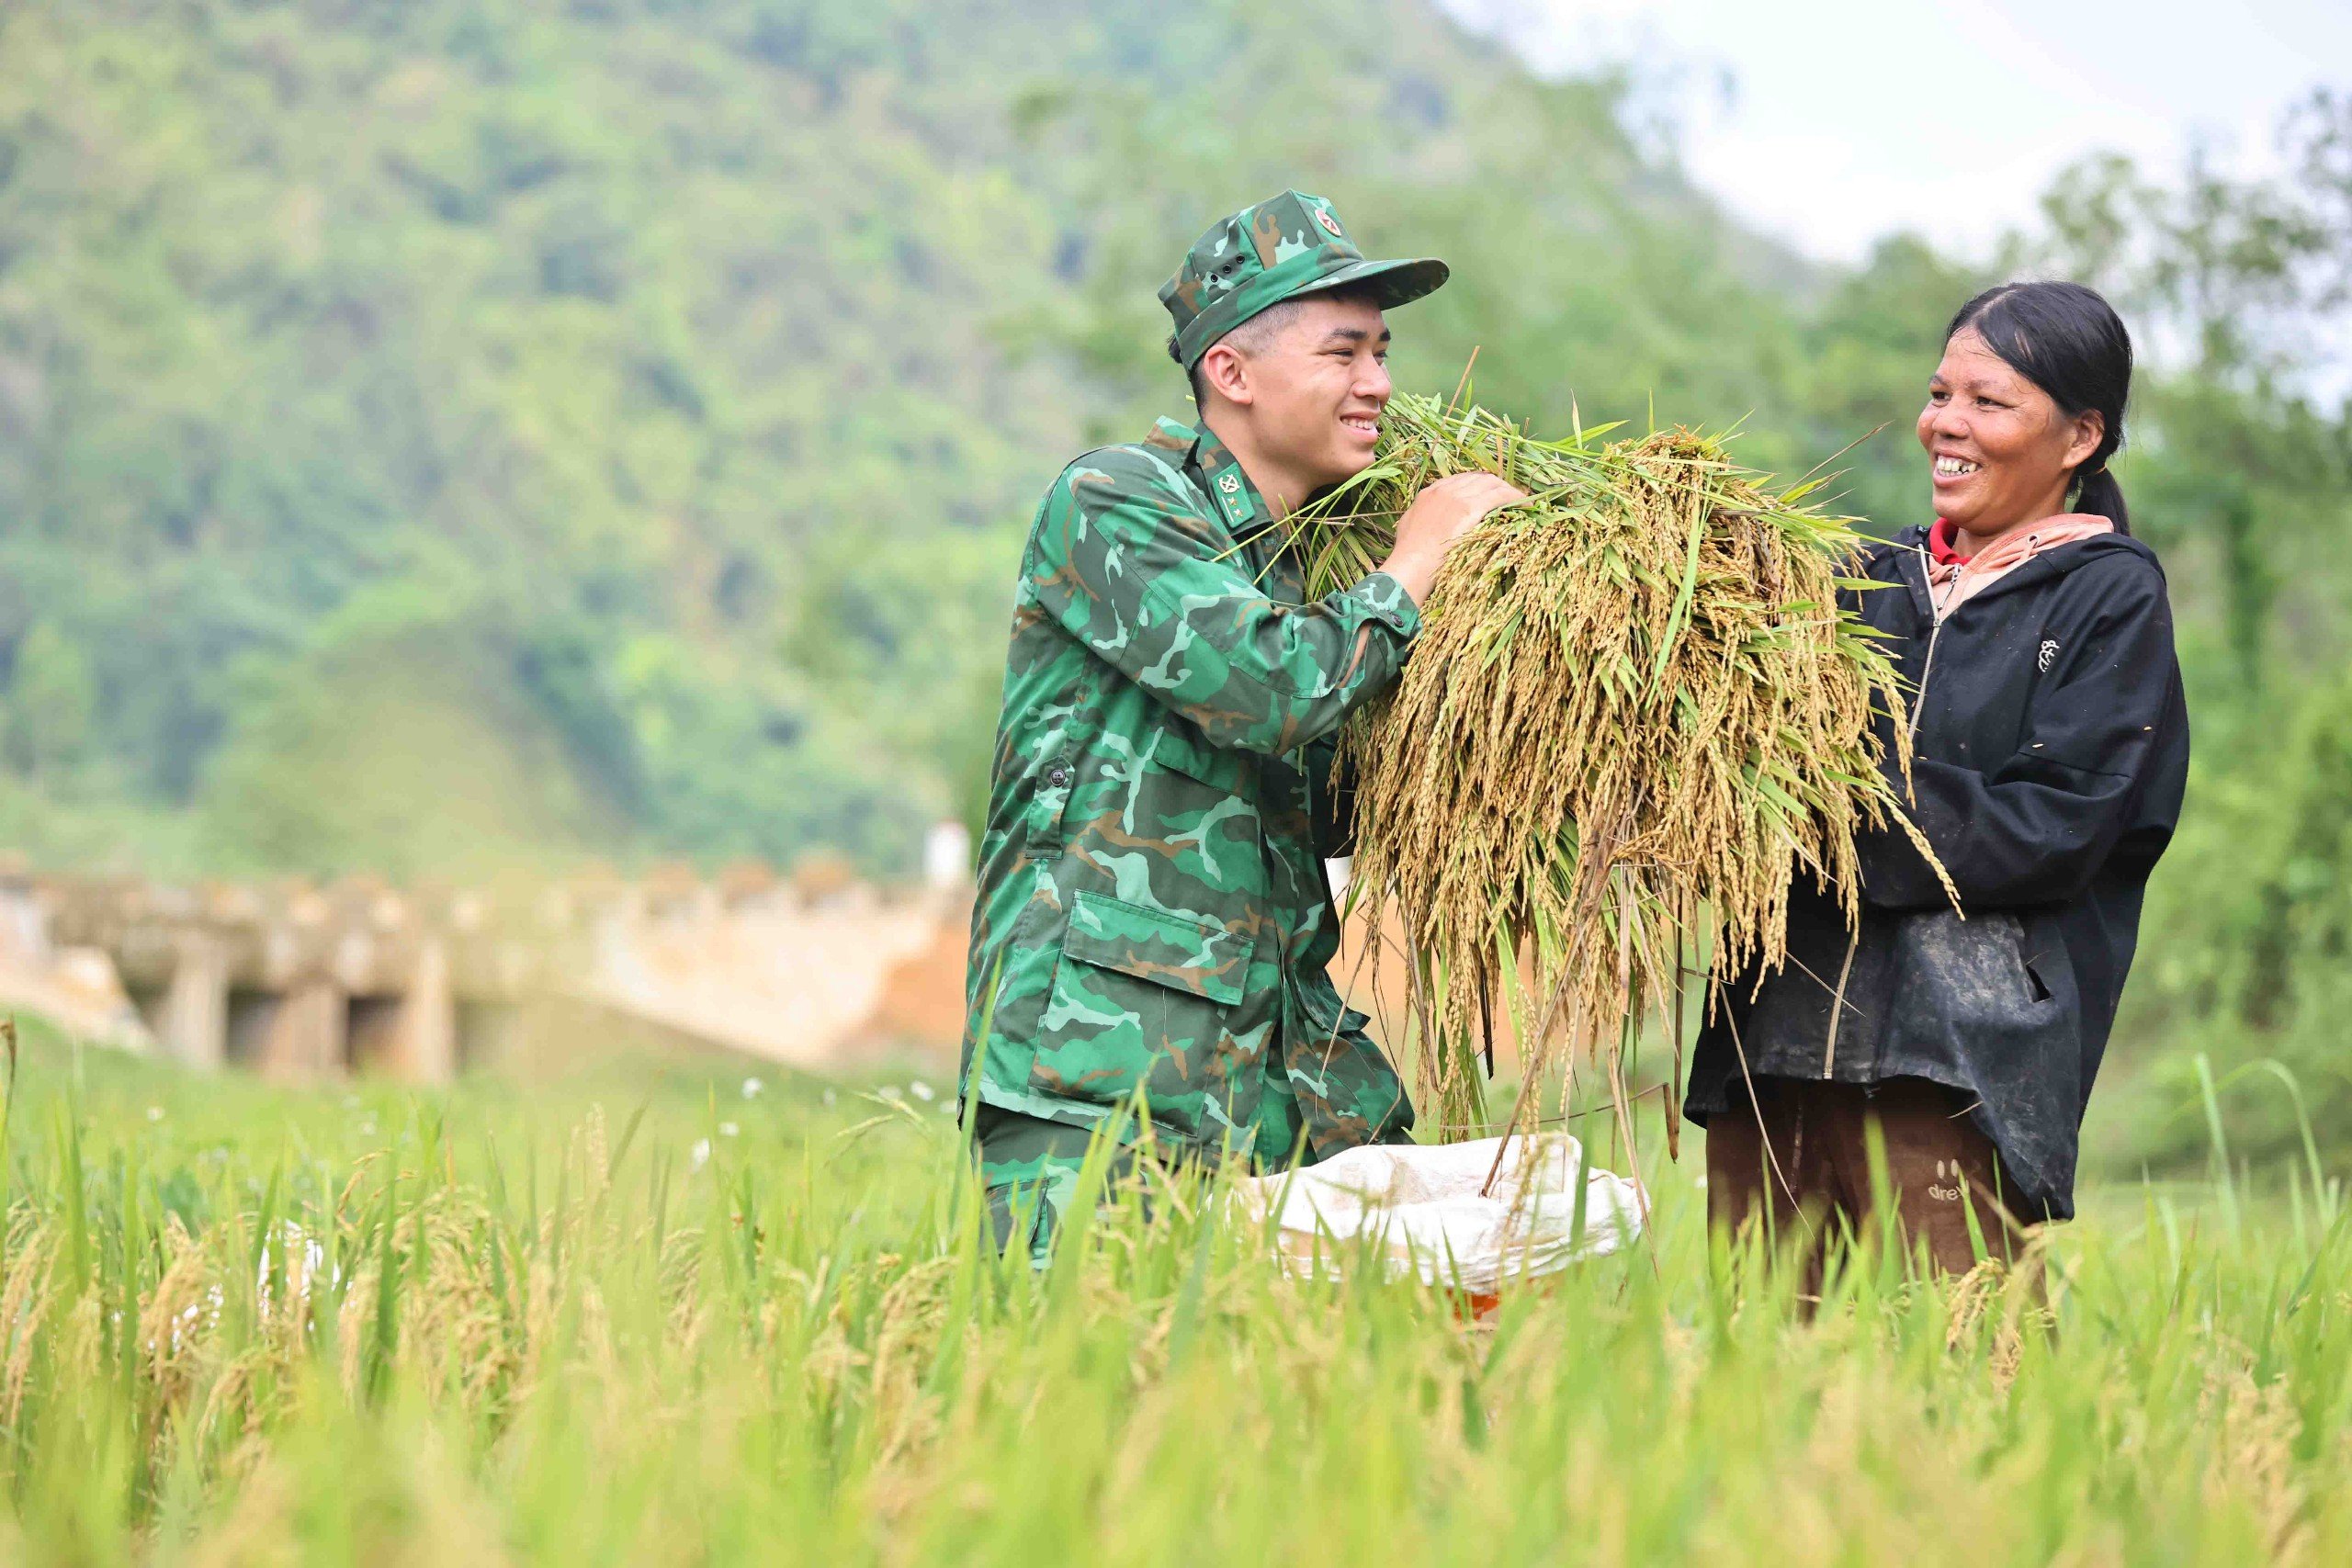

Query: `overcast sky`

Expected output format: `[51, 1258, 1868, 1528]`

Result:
[1443, 0, 2352, 265]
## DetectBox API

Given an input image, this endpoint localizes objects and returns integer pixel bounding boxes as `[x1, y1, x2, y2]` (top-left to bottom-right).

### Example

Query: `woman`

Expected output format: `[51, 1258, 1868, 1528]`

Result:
[1684, 281, 2190, 1282]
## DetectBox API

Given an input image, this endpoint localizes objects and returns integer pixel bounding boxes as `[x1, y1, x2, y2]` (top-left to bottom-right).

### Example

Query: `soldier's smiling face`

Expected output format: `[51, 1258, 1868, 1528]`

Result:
[1198, 293, 1393, 500]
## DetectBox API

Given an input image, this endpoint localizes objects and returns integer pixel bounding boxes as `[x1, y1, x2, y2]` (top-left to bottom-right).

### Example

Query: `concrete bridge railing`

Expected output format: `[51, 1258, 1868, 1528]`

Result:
[0, 846, 975, 1083]
[19, 875, 543, 1080]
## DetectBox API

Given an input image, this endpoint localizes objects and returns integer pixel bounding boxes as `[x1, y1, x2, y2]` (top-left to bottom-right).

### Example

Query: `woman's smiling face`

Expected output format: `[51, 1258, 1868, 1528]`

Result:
[1917, 327, 2103, 538]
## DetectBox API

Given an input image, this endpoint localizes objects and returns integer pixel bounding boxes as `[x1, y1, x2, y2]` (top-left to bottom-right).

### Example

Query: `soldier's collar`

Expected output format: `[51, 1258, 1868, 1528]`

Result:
[1157, 415, 1276, 540]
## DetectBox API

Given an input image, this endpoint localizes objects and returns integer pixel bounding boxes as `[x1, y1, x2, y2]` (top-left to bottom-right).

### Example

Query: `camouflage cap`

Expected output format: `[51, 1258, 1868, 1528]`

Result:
[1159, 190, 1449, 370]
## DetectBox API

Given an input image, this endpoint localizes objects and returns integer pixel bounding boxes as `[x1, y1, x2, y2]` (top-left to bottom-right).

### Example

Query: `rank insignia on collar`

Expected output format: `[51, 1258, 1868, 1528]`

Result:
[1209, 464, 1252, 529]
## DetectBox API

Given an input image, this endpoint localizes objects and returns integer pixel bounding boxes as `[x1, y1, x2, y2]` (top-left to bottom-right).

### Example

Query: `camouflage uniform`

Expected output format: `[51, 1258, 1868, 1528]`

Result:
[962, 192, 1450, 1261]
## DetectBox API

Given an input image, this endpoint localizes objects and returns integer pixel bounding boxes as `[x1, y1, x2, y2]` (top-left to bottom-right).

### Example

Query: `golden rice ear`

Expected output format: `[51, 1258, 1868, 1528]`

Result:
[1291, 392, 1940, 1147]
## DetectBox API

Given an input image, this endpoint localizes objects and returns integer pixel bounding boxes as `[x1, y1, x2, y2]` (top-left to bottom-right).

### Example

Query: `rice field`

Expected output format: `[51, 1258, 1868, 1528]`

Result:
[0, 1017, 2346, 1565]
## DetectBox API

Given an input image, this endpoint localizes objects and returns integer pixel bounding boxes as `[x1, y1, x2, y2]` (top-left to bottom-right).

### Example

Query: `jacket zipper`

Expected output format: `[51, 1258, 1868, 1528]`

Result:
[1822, 541, 1947, 1081]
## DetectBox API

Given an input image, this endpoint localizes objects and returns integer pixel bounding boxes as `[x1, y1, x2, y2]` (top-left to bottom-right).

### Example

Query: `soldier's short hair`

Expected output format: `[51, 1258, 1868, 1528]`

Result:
[1175, 285, 1385, 412]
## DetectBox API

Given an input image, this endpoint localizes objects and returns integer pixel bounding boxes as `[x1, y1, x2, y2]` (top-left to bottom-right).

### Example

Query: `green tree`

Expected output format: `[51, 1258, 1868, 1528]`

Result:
[2023, 105, 2351, 684]
[2, 622, 96, 782]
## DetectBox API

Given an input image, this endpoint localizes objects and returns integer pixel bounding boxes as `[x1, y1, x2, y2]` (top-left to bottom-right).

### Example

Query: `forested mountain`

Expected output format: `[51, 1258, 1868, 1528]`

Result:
[0, 0, 1966, 877]
[5, 2, 2352, 1162]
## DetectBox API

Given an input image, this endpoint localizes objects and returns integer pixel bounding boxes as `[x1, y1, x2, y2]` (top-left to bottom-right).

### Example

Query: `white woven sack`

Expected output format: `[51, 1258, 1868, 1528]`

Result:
[1230, 1135, 1644, 1294]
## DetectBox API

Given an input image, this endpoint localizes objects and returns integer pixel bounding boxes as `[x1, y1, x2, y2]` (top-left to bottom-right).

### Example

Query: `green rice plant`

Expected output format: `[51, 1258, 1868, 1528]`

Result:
[0, 1024, 2347, 1563]
[1293, 391, 1948, 1143]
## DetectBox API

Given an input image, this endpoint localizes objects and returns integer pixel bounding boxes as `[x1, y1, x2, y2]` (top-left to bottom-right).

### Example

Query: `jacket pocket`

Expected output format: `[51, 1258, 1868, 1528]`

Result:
[1148, 724, 1250, 793]
[1030, 890, 1261, 1139]
[2017, 910, 2076, 1010]
[1065, 724, 1267, 916]
[1883, 907, 2083, 1213]
[1888, 910, 2057, 1029]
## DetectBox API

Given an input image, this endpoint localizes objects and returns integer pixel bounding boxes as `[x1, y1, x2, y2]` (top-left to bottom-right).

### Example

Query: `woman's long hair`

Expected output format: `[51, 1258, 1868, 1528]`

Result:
[1946, 282, 2135, 535]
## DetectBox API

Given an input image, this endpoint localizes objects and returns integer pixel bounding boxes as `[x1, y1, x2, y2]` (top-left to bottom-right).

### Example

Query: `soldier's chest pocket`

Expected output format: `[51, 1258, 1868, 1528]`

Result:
[1104, 728, 1269, 913]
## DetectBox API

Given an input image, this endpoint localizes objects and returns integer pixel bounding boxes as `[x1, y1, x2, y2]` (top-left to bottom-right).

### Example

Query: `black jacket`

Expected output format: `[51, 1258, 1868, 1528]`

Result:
[1684, 525, 2190, 1219]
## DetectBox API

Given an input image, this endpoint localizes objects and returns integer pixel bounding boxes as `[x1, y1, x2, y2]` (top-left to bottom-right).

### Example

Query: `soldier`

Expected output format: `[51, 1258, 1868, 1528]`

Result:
[960, 189, 1524, 1264]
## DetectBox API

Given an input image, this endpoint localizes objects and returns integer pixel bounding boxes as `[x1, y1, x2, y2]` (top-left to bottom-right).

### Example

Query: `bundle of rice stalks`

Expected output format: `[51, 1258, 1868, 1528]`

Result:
[1293, 390, 1943, 1150]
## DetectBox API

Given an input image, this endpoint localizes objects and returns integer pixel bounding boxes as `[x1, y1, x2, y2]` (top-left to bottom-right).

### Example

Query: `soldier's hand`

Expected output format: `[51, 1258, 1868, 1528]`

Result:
[1379, 472, 1528, 605]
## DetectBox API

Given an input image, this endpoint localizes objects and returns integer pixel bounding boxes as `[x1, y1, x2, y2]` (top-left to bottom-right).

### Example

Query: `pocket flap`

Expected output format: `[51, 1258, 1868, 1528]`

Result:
[1062, 890, 1251, 1007]
[1148, 726, 1250, 793]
